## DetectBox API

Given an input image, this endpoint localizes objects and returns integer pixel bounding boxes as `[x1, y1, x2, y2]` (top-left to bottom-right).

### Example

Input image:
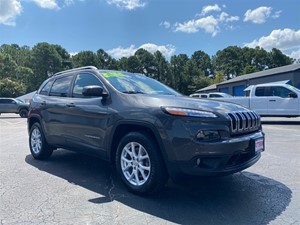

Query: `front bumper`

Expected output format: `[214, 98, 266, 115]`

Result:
[165, 131, 265, 178]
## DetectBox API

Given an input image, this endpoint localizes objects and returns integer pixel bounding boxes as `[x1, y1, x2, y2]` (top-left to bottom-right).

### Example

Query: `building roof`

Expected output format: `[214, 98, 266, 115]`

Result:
[218, 63, 300, 85]
[196, 84, 216, 92]
[196, 63, 300, 92]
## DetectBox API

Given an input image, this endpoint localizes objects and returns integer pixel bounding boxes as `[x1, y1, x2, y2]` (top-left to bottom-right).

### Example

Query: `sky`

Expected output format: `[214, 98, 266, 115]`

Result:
[0, 0, 300, 60]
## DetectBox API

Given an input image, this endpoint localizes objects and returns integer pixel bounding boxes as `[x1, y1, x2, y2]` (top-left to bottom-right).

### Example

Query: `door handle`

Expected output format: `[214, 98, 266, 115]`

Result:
[269, 100, 276, 102]
[41, 101, 46, 105]
[66, 103, 75, 107]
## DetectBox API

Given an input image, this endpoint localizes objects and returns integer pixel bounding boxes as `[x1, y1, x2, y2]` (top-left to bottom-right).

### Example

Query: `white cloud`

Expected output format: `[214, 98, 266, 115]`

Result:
[0, 0, 22, 26]
[107, 43, 176, 59]
[245, 29, 300, 60]
[174, 16, 219, 36]
[200, 4, 221, 16]
[160, 21, 171, 29]
[290, 48, 300, 60]
[219, 12, 239, 23]
[173, 6, 239, 37]
[272, 10, 282, 19]
[30, 0, 60, 10]
[106, 0, 145, 10]
[244, 6, 273, 24]
[245, 29, 300, 51]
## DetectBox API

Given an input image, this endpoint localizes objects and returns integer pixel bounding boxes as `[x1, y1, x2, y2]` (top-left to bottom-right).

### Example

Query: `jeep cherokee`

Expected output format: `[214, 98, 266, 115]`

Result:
[28, 66, 265, 195]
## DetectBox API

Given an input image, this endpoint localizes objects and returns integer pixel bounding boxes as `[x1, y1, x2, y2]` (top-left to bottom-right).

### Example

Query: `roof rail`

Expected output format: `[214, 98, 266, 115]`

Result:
[53, 66, 98, 76]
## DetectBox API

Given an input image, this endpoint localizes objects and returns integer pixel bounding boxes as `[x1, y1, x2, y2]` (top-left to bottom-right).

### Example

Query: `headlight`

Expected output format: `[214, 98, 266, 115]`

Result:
[162, 107, 217, 118]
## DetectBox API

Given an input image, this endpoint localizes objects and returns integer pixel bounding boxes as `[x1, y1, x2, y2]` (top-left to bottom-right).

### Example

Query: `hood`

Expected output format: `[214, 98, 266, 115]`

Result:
[130, 94, 249, 115]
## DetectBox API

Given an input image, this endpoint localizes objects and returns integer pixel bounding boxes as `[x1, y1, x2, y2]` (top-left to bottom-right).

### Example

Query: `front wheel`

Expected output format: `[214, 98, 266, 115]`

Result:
[29, 123, 53, 160]
[116, 132, 168, 195]
[19, 109, 28, 118]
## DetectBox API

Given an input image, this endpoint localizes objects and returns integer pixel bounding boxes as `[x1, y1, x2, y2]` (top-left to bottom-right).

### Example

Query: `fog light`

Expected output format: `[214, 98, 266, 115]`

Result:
[196, 130, 220, 141]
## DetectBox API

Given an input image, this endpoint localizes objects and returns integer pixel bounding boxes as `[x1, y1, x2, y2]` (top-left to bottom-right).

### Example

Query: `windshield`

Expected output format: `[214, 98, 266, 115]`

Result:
[15, 98, 23, 103]
[288, 85, 300, 94]
[100, 71, 181, 96]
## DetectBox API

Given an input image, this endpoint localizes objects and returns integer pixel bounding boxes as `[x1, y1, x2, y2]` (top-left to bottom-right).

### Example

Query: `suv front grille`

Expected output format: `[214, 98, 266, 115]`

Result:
[227, 111, 261, 134]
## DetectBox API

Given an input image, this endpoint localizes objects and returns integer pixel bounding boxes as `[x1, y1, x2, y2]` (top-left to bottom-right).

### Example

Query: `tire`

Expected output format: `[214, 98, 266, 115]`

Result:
[19, 108, 28, 118]
[29, 123, 53, 160]
[116, 132, 168, 195]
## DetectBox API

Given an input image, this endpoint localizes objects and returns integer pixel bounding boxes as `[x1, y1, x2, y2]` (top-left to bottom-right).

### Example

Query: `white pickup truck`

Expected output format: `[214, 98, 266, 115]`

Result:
[218, 82, 300, 117]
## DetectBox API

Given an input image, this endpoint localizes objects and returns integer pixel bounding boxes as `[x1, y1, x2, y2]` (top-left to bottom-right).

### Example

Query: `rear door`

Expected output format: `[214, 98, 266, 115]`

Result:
[40, 74, 74, 145]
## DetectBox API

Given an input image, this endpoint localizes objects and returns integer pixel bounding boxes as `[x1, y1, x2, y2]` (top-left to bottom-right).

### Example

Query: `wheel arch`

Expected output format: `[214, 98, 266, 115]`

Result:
[109, 122, 167, 168]
[27, 115, 44, 136]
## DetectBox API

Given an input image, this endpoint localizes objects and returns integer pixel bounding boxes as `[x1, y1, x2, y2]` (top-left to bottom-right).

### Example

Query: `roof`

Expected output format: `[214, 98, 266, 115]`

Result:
[196, 63, 300, 92]
[218, 63, 300, 85]
[196, 84, 216, 92]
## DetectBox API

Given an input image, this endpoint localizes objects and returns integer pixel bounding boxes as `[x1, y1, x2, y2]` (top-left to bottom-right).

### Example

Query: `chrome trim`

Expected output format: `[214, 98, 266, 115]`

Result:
[227, 111, 260, 134]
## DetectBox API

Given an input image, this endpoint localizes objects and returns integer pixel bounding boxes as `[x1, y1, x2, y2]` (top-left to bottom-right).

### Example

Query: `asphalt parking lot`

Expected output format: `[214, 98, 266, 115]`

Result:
[0, 114, 299, 225]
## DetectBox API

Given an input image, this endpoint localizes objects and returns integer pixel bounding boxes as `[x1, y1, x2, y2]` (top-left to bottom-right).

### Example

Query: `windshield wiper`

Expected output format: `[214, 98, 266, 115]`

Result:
[122, 91, 145, 94]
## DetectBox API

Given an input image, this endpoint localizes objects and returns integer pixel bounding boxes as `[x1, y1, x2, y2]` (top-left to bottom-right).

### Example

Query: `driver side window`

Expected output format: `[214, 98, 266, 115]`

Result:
[72, 73, 103, 98]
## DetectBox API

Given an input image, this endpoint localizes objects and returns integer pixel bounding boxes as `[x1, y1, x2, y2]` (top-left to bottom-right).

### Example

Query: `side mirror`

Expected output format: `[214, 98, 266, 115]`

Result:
[82, 85, 108, 97]
[288, 93, 297, 98]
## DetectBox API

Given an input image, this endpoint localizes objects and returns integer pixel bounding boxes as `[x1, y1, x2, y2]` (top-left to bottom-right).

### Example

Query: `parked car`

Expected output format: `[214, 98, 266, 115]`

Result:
[190, 92, 232, 98]
[28, 66, 264, 195]
[0, 98, 29, 118]
[219, 82, 300, 117]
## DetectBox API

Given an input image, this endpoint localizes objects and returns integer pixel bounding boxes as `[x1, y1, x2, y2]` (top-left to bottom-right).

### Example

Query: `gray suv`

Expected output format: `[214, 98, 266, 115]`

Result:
[28, 66, 265, 195]
[0, 98, 29, 118]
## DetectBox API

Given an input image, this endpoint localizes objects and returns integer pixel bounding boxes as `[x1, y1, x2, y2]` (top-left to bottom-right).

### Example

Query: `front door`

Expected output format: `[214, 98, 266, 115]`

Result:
[62, 72, 109, 156]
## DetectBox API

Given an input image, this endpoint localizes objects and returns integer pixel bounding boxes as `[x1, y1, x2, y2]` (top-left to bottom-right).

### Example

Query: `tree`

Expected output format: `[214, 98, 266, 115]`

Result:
[269, 48, 294, 68]
[153, 51, 171, 85]
[242, 46, 270, 71]
[242, 65, 258, 75]
[135, 48, 156, 77]
[118, 57, 128, 71]
[212, 71, 225, 84]
[191, 76, 212, 93]
[30, 43, 64, 90]
[170, 54, 189, 93]
[0, 78, 26, 97]
[0, 44, 32, 68]
[53, 44, 72, 69]
[214, 46, 243, 79]
[191, 50, 212, 76]
[72, 51, 98, 68]
[96, 49, 118, 69]
[0, 53, 18, 79]
[126, 56, 142, 73]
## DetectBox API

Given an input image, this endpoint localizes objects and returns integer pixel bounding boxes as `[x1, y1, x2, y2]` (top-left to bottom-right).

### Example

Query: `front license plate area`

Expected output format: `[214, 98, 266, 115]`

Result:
[255, 138, 264, 153]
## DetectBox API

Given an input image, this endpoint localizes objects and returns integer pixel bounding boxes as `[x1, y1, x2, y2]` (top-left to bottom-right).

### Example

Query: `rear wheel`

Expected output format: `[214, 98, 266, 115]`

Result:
[29, 123, 53, 159]
[116, 132, 168, 195]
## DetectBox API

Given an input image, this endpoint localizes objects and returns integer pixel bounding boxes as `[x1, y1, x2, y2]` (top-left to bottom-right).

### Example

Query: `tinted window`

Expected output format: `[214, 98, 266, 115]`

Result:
[0, 99, 14, 104]
[72, 73, 103, 98]
[270, 86, 294, 98]
[209, 94, 221, 98]
[255, 87, 267, 97]
[40, 80, 53, 96]
[49, 75, 73, 97]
